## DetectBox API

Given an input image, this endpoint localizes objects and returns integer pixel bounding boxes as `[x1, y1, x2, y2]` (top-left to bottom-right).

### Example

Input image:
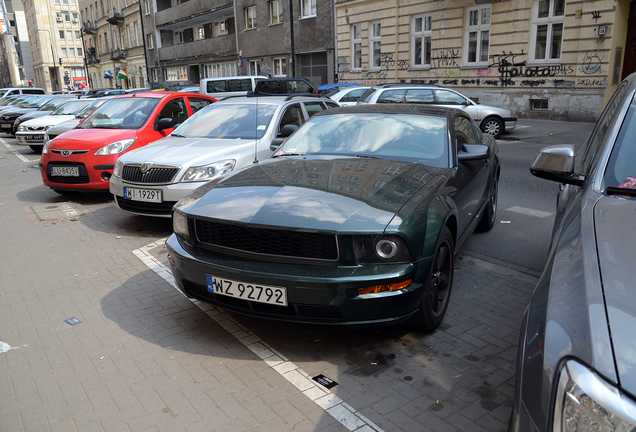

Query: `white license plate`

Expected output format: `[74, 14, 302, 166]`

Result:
[123, 187, 162, 203]
[1, 123, 11, 128]
[50, 166, 79, 177]
[206, 275, 288, 306]
[24, 135, 41, 140]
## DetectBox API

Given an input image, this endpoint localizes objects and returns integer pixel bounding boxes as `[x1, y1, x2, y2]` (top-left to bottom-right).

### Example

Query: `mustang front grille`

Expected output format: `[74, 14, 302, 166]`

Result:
[193, 219, 339, 263]
[122, 165, 179, 184]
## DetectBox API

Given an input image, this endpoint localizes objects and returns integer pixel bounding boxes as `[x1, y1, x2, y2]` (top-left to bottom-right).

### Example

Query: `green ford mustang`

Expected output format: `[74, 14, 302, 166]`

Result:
[166, 104, 500, 331]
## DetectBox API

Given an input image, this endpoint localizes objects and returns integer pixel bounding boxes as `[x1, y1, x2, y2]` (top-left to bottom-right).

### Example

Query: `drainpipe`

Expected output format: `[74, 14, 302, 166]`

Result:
[137, 0, 150, 87]
[289, 0, 295, 77]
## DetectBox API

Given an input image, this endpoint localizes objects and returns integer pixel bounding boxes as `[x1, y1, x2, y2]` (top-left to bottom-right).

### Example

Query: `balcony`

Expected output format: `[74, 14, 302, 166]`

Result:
[106, 10, 124, 25]
[83, 21, 98, 34]
[158, 34, 236, 64]
[156, 0, 232, 29]
[111, 48, 127, 60]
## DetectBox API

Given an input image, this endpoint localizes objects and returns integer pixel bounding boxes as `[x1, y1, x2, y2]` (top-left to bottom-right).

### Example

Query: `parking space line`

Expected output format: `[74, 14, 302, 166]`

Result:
[505, 206, 553, 218]
[0, 137, 40, 163]
[133, 239, 384, 432]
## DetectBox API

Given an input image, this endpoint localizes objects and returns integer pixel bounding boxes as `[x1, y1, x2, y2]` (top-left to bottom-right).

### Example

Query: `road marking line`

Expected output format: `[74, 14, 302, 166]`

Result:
[0, 137, 40, 163]
[133, 239, 384, 432]
[505, 206, 553, 218]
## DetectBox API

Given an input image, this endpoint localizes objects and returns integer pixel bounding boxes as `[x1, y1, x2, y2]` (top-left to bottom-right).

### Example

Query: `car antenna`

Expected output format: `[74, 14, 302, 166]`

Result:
[253, 94, 259, 164]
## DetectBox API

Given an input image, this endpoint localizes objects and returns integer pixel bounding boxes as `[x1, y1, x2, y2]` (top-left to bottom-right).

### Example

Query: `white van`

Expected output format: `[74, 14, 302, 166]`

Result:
[199, 76, 267, 99]
[0, 87, 46, 98]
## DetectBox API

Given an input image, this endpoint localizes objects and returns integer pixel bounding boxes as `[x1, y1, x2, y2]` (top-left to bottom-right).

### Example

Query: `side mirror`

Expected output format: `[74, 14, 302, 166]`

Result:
[530, 144, 584, 186]
[157, 117, 174, 131]
[458, 144, 490, 161]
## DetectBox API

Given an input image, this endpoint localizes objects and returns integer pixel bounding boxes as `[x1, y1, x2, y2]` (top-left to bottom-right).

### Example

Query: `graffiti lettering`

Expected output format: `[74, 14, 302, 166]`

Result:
[361, 66, 388, 81]
[579, 51, 603, 75]
[442, 79, 459, 85]
[483, 80, 499, 86]
[444, 70, 462, 78]
[461, 79, 480, 85]
[431, 49, 460, 68]
[380, 53, 395, 68]
[577, 78, 608, 86]
[397, 60, 409, 71]
[521, 80, 546, 87]
[476, 68, 493, 77]
[490, 51, 574, 87]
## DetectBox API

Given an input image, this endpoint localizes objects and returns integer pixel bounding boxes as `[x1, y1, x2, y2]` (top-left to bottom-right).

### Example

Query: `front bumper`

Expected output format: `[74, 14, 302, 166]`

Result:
[0, 118, 18, 134]
[110, 175, 201, 218]
[40, 152, 116, 191]
[16, 131, 45, 146]
[165, 234, 431, 326]
[503, 117, 517, 132]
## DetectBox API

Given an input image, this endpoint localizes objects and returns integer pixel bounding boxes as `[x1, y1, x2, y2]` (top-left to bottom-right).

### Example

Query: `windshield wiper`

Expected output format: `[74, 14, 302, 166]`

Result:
[171, 133, 186, 137]
[606, 186, 636, 197]
[355, 154, 380, 159]
[94, 125, 121, 129]
[272, 153, 305, 158]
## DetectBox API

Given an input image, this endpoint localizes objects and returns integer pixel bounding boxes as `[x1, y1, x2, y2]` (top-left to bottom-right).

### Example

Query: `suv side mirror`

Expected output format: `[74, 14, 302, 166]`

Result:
[157, 117, 174, 131]
[458, 144, 490, 161]
[530, 144, 584, 186]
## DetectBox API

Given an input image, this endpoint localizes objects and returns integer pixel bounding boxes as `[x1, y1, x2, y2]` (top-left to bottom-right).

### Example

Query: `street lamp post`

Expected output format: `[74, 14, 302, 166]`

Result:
[36, 29, 59, 91]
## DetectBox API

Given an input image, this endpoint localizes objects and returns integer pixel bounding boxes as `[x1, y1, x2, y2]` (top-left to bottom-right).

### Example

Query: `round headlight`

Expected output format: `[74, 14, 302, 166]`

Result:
[376, 239, 399, 260]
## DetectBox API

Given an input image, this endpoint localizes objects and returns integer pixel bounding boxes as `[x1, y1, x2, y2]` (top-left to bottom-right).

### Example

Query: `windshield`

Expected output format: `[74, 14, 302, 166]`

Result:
[174, 103, 277, 139]
[39, 98, 74, 111]
[604, 97, 636, 193]
[25, 98, 52, 108]
[78, 97, 160, 129]
[76, 99, 106, 118]
[275, 112, 449, 166]
[51, 100, 92, 116]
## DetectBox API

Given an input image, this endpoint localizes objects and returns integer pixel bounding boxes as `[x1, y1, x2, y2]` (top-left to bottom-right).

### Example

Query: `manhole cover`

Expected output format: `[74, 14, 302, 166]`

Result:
[31, 202, 84, 221]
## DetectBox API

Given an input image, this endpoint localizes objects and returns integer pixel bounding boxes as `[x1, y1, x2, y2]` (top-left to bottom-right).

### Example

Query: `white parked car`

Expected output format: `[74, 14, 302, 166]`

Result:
[110, 95, 340, 217]
[42, 97, 116, 147]
[327, 86, 371, 106]
[16, 99, 95, 151]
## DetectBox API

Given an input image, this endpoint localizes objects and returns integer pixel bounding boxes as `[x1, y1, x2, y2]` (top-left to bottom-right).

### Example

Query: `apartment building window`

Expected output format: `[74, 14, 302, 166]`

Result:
[67, 31, 73, 40]
[134, 22, 139, 46]
[144, 0, 150, 15]
[126, 25, 132, 47]
[63, 0, 68, 5]
[530, 0, 565, 64]
[166, 67, 188, 81]
[72, 13, 79, 22]
[69, 48, 75, 56]
[269, 1, 282, 25]
[61, 48, 68, 57]
[301, 0, 316, 19]
[203, 61, 237, 78]
[75, 31, 81, 39]
[249, 60, 261, 75]
[411, 15, 432, 68]
[77, 47, 83, 56]
[351, 24, 361, 70]
[245, 6, 256, 29]
[120, 27, 125, 49]
[197, 26, 205, 40]
[273, 57, 286, 77]
[175, 31, 184, 44]
[146, 33, 153, 49]
[464, 6, 490, 66]
[112, 30, 118, 50]
[65, 13, 71, 22]
[59, 30, 65, 39]
[370, 21, 381, 70]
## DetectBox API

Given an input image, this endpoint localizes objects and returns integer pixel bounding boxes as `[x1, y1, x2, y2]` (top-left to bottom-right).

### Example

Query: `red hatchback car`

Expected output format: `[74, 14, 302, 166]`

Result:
[40, 92, 216, 193]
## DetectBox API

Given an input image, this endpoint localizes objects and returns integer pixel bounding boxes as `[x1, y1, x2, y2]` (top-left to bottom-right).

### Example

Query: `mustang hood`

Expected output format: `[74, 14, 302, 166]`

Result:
[51, 128, 137, 150]
[594, 196, 636, 397]
[179, 157, 441, 233]
[120, 136, 258, 168]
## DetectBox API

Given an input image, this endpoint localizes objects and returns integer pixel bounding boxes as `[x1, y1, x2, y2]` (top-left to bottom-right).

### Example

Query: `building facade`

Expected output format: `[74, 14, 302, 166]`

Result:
[79, 0, 146, 90]
[0, 0, 34, 88]
[335, 0, 636, 121]
[22, 0, 88, 92]
[141, 0, 334, 89]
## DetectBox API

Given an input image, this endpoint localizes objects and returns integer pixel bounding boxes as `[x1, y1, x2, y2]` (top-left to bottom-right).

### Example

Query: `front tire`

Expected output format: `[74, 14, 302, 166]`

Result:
[409, 226, 454, 332]
[480, 117, 504, 139]
[477, 177, 498, 232]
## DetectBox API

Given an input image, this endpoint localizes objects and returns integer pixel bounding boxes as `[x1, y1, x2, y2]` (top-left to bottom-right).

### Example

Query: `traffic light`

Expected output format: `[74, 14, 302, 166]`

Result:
[59, 58, 63, 65]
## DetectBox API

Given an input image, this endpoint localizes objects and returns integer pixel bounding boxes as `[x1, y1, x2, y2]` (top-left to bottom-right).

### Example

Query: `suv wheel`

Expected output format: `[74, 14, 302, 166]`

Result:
[481, 117, 503, 139]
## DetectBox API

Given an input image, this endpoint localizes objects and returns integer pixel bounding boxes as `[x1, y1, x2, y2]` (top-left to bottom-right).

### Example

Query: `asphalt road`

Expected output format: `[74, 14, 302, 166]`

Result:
[463, 118, 597, 273]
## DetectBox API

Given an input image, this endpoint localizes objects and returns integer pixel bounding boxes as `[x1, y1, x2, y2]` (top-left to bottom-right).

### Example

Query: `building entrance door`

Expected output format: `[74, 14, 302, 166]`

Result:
[189, 65, 200, 85]
[622, 0, 636, 80]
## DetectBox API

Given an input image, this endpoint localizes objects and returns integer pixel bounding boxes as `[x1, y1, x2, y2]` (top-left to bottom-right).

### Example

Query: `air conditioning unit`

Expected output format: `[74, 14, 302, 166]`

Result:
[72, 18, 78, 22]
[56, 17, 63, 22]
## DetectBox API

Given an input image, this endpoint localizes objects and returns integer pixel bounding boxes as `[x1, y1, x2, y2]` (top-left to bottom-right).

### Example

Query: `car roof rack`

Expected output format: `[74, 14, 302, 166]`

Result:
[284, 94, 324, 101]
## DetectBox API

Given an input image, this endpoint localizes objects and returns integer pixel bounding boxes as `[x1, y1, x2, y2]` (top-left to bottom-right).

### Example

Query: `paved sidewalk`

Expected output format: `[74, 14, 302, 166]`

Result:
[0, 139, 538, 431]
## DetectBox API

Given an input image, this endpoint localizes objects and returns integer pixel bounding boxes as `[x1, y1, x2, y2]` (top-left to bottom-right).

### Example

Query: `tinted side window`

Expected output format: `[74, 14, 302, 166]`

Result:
[304, 102, 325, 118]
[188, 97, 214, 114]
[324, 101, 339, 109]
[578, 83, 628, 175]
[207, 80, 227, 93]
[227, 79, 252, 92]
[435, 90, 468, 105]
[405, 89, 435, 104]
[340, 88, 367, 102]
[159, 97, 188, 124]
[279, 104, 305, 131]
[286, 80, 313, 93]
[359, 88, 377, 103]
[454, 116, 477, 150]
[377, 89, 405, 103]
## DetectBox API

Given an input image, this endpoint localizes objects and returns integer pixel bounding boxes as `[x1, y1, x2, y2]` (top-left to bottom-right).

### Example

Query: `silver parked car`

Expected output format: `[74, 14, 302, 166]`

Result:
[357, 84, 516, 138]
[42, 96, 115, 145]
[109, 95, 340, 217]
[509, 73, 636, 431]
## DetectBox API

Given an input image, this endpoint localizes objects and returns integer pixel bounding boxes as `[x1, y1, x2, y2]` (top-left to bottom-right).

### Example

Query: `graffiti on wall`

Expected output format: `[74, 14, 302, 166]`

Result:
[579, 51, 603, 75]
[431, 49, 460, 68]
[489, 51, 575, 87]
